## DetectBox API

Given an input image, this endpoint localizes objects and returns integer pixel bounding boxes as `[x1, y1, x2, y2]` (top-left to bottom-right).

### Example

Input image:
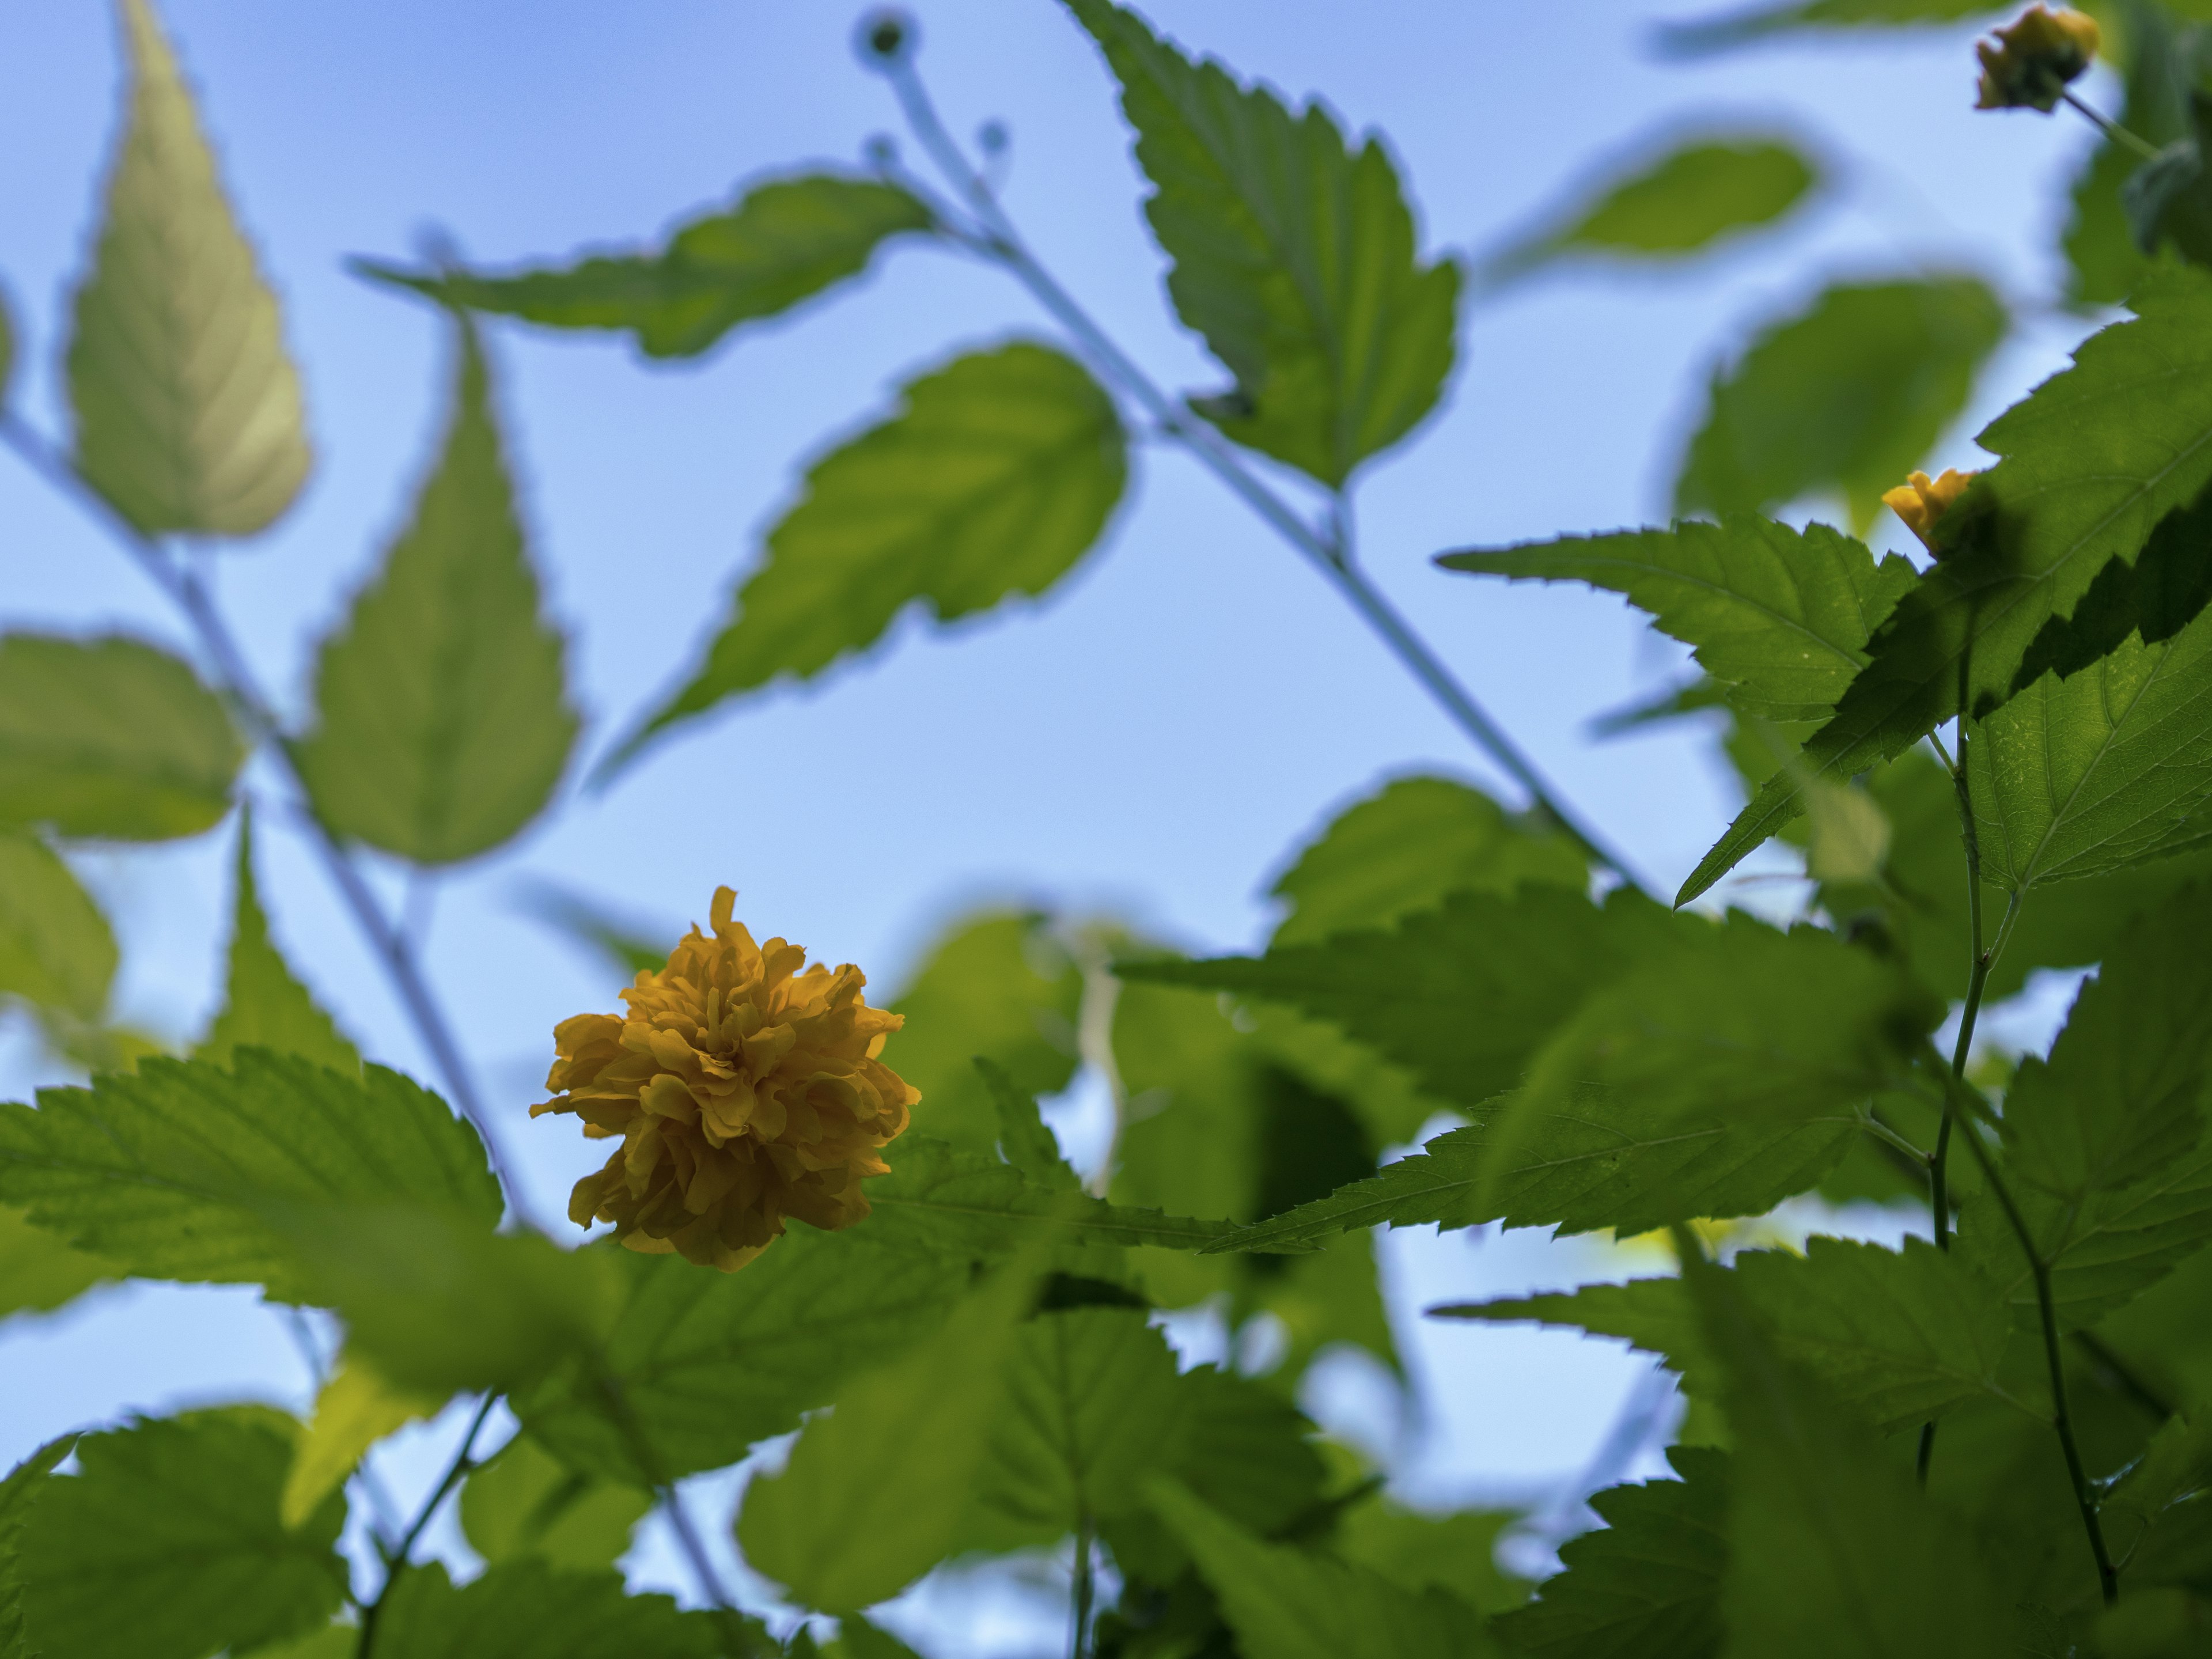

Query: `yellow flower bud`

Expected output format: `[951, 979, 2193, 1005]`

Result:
[1880, 468, 1980, 552]
[532, 886, 916, 1271]
[1975, 5, 2100, 113]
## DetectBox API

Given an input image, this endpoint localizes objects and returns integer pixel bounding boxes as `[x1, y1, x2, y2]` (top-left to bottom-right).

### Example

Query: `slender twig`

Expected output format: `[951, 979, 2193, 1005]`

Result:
[1070, 1513, 1097, 1659]
[2060, 90, 2164, 163]
[357, 1395, 499, 1659]
[0, 413, 536, 1224]
[868, 52, 1646, 893]
[1923, 1053, 2119, 1606]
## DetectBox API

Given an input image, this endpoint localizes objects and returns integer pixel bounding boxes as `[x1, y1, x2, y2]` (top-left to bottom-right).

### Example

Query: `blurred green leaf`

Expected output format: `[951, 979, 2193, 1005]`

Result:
[0, 635, 242, 841]
[0, 1434, 77, 1659]
[67, 0, 309, 536]
[2102, 1408, 2212, 1597]
[1442, 518, 1917, 722]
[460, 1433, 650, 1575]
[613, 342, 1125, 767]
[976, 1056, 1082, 1191]
[374, 1560, 737, 1659]
[1331, 1498, 1528, 1615]
[1656, 0, 2002, 54]
[22, 1409, 347, 1659]
[359, 173, 934, 359]
[868, 1134, 1234, 1254]
[297, 316, 577, 865]
[0, 288, 14, 407]
[1066, 0, 1459, 485]
[196, 809, 358, 1075]
[2065, 1, 2195, 306]
[281, 1355, 440, 1530]
[1673, 278, 2006, 529]
[884, 911, 1083, 1155]
[0, 1051, 500, 1300]
[1490, 1448, 1728, 1659]
[1480, 135, 1816, 284]
[0, 833, 113, 1025]
[2127, 93, 2212, 268]
[825, 1619, 927, 1659]
[0, 1204, 115, 1323]
[512, 880, 670, 981]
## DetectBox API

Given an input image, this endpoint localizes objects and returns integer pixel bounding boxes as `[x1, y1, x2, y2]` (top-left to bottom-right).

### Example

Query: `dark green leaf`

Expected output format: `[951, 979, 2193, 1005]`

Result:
[0, 635, 242, 841]
[459, 1433, 650, 1575]
[0, 1205, 114, 1323]
[612, 342, 1125, 767]
[828, 1619, 927, 1659]
[22, 1409, 347, 1659]
[1479, 136, 1816, 285]
[196, 809, 358, 1075]
[2103, 1408, 2212, 1592]
[866, 1134, 1234, 1254]
[976, 1057, 1081, 1192]
[1065, 0, 1459, 486]
[0, 835, 114, 1022]
[0, 1051, 501, 1298]
[296, 316, 577, 865]
[1490, 1447, 1728, 1659]
[373, 1560, 734, 1659]
[1440, 518, 1916, 722]
[67, 0, 309, 536]
[0, 1435, 77, 1659]
[2127, 94, 2212, 269]
[1674, 278, 2006, 529]
[360, 173, 934, 358]
[2063, 1, 2194, 308]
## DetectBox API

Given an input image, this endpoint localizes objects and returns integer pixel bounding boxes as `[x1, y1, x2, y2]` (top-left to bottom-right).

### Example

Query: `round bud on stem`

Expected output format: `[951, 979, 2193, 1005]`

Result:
[855, 7, 916, 68]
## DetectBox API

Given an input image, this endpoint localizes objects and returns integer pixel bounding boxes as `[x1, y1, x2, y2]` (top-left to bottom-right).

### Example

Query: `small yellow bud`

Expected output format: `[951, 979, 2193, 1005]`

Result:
[1881, 468, 1979, 551]
[1975, 5, 2101, 113]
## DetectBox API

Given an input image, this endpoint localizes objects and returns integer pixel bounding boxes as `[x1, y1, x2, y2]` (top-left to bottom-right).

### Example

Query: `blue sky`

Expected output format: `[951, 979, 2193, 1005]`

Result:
[0, 0, 2109, 1634]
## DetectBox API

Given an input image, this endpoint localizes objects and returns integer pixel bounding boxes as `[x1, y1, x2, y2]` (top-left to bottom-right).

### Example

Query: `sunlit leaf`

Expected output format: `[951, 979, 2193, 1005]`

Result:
[373, 1560, 736, 1659]
[611, 342, 1125, 768]
[0, 835, 113, 1024]
[196, 810, 358, 1075]
[22, 1409, 347, 1659]
[281, 1355, 441, 1529]
[976, 1057, 1081, 1192]
[0, 635, 242, 841]
[359, 173, 934, 359]
[460, 1433, 650, 1575]
[0, 1205, 115, 1324]
[67, 0, 309, 536]
[296, 316, 577, 865]
[1066, 0, 1459, 485]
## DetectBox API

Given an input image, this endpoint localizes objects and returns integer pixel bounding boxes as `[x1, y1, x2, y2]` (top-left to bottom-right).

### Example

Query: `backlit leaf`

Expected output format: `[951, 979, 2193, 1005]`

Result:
[0, 1435, 77, 1659]
[296, 316, 577, 865]
[22, 1409, 347, 1659]
[866, 1135, 1234, 1255]
[1066, 0, 1459, 485]
[373, 1560, 733, 1659]
[613, 342, 1124, 767]
[0, 835, 114, 1022]
[976, 1057, 1082, 1191]
[460, 1433, 650, 1575]
[1331, 1498, 1528, 1615]
[67, 0, 309, 536]
[0, 635, 241, 841]
[0, 1205, 115, 1323]
[2062, 1, 2192, 308]
[196, 809, 358, 1075]
[280, 1355, 441, 1529]
[359, 173, 934, 358]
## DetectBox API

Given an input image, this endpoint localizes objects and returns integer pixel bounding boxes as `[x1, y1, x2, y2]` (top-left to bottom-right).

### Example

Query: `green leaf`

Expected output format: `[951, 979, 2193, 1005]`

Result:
[866, 1135, 1234, 1254]
[1331, 1498, 1528, 1615]
[826, 1619, 926, 1659]
[1490, 1447, 1728, 1659]
[0, 1204, 115, 1323]
[22, 1408, 347, 1659]
[0, 1051, 501, 1298]
[281, 1355, 439, 1529]
[373, 1561, 733, 1659]
[459, 1433, 650, 1575]
[1685, 1252, 2016, 1659]
[2062, 1, 2193, 308]
[512, 880, 669, 981]
[1146, 1479, 1491, 1659]
[1440, 518, 1917, 722]
[358, 173, 935, 359]
[0, 288, 15, 406]
[0, 1435, 77, 1659]
[1065, 0, 1459, 486]
[1680, 266, 2212, 902]
[1480, 135, 1816, 284]
[612, 342, 1125, 767]
[1656, 0, 2003, 54]
[976, 1056, 1081, 1191]
[0, 834, 114, 1024]
[739, 1262, 1032, 1613]
[1439, 1237, 2024, 1435]
[0, 635, 243, 841]
[883, 911, 1082, 1155]
[296, 316, 577, 865]
[196, 810, 357, 1075]
[1268, 775, 1586, 947]
[67, 0, 309, 537]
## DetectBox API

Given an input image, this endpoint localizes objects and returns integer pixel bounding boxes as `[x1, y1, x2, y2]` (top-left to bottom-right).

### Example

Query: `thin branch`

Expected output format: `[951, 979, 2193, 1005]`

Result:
[357, 1395, 498, 1659]
[1070, 1512, 1097, 1659]
[2060, 90, 2165, 163]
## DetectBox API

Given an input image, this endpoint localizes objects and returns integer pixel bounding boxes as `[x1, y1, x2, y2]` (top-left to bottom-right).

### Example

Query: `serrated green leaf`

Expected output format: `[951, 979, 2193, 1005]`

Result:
[1673, 278, 2006, 529]
[459, 1433, 650, 1575]
[0, 635, 242, 841]
[1680, 266, 2212, 903]
[0, 1434, 77, 1659]
[2103, 1407, 2212, 1592]
[882, 911, 1082, 1155]
[0, 1051, 500, 1298]
[739, 1262, 1032, 1613]
[0, 1204, 115, 1323]
[67, 0, 309, 536]
[868, 1134, 1234, 1253]
[1147, 1479, 1491, 1659]
[360, 173, 934, 359]
[1439, 1237, 2024, 1435]
[1480, 135, 1816, 285]
[1268, 775, 1586, 947]
[1490, 1447, 1728, 1659]
[296, 316, 575, 865]
[0, 834, 114, 1024]
[976, 1056, 1081, 1192]
[1440, 518, 1917, 722]
[614, 342, 1124, 767]
[22, 1408, 347, 1659]
[1686, 1252, 2014, 1659]
[373, 1560, 736, 1659]
[196, 810, 357, 1075]
[1065, 0, 1459, 486]
[280, 1355, 440, 1529]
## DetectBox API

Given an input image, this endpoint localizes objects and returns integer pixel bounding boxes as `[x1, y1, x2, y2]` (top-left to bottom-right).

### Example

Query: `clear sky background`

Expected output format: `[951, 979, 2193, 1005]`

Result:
[0, 0, 2108, 1641]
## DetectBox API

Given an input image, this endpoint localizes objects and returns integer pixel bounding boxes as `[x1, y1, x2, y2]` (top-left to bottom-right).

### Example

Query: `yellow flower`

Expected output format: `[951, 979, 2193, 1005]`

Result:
[1975, 5, 2100, 112]
[1881, 467, 1979, 551]
[532, 886, 916, 1271]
